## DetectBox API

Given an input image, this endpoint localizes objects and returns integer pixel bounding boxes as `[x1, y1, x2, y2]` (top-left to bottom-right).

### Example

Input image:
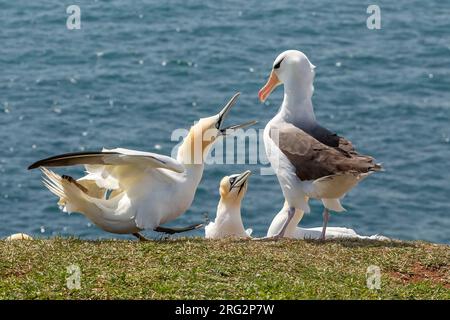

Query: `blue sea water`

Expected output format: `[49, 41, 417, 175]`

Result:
[1, 0, 449, 243]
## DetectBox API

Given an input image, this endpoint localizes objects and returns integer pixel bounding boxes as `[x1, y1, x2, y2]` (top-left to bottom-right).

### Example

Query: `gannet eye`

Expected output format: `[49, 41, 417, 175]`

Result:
[229, 177, 236, 185]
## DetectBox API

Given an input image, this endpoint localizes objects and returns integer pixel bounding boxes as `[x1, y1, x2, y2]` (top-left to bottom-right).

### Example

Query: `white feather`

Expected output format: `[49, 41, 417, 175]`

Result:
[321, 198, 346, 212]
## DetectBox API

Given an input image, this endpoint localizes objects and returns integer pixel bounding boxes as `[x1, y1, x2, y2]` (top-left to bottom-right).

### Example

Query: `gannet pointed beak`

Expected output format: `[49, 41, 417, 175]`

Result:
[219, 120, 258, 136]
[258, 71, 281, 103]
[216, 92, 258, 135]
[217, 92, 240, 125]
[230, 170, 252, 190]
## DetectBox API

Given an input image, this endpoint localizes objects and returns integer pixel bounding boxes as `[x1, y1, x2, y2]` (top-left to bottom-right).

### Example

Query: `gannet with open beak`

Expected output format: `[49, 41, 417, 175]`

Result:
[28, 93, 256, 240]
[267, 202, 389, 240]
[205, 170, 252, 239]
[259, 50, 381, 240]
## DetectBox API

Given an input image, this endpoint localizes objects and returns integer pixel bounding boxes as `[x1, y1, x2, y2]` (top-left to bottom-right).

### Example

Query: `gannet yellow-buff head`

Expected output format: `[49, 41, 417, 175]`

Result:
[219, 170, 251, 204]
[258, 50, 316, 103]
[179, 93, 257, 164]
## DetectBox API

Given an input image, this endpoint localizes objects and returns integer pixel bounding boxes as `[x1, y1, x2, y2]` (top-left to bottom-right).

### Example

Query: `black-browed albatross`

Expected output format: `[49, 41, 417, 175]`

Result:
[259, 50, 381, 240]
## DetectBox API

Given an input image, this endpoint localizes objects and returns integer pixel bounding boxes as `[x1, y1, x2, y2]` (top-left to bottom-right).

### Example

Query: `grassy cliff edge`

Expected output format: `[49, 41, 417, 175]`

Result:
[1, 238, 449, 299]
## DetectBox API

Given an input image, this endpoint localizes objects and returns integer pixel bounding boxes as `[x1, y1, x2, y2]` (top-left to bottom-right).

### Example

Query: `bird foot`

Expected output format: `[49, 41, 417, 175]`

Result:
[252, 235, 283, 241]
[154, 223, 204, 235]
[132, 232, 150, 241]
[61, 175, 88, 193]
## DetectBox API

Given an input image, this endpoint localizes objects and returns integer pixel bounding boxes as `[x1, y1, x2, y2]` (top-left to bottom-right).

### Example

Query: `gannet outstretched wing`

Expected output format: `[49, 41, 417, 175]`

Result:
[28, 148, 185, 173]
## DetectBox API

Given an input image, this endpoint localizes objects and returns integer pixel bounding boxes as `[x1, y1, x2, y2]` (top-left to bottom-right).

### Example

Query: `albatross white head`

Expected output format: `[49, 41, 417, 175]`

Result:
[258, 50, 317, 126]
[259, 50, 316, 102]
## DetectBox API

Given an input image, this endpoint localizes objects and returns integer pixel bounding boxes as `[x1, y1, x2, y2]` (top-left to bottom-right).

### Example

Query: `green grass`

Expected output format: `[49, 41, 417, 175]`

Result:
[0, 238, 449, 299]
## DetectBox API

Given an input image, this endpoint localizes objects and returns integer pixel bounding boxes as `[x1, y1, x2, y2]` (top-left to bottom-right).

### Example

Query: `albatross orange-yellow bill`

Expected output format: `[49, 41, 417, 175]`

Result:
[258, 71, 281, 103]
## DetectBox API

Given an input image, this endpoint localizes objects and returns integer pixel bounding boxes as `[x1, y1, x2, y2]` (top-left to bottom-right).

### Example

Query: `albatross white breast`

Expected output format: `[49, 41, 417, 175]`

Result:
[259, 50, 381, 240]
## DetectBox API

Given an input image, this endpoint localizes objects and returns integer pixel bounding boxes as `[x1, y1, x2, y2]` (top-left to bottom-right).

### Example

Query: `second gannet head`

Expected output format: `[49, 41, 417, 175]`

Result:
[258, 50, 316, 102]
[178, 93, 257, 164]
[205, 170, 252, 239]
[219, 170, 252, 204]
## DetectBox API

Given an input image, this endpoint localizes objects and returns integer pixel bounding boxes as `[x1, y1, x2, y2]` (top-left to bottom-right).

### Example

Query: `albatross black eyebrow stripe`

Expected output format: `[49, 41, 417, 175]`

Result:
[273, 57, 284, 69]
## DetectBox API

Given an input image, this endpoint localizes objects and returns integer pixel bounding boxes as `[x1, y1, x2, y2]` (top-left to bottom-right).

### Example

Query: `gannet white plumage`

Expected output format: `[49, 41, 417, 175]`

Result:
[259, 50, 381, 240]
[205, 170, 252, 239]
[28, 93, 256, 240]
[267, 202, 389, 240]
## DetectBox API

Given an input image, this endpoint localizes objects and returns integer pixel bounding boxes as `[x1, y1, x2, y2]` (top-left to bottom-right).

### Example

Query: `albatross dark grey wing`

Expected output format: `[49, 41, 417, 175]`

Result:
[304, 123, 356, 156]
[28, 148, 185, 173]
[270, 123, 381, 181]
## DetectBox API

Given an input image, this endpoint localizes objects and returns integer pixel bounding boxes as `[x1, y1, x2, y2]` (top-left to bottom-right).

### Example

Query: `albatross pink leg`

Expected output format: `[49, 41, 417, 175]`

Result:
[252, 207, 295, 241]
[273, 207, 296, 239]
[321, 208, 329, 240]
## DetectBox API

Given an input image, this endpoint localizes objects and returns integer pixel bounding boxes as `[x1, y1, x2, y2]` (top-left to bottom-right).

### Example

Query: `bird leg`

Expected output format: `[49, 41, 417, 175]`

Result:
[132, 232, 150, 241]
[320, 208, 330, 241]
[154, 223, 204, 235]
[267, 206, 296, 240]
[61, 175, 88, 193]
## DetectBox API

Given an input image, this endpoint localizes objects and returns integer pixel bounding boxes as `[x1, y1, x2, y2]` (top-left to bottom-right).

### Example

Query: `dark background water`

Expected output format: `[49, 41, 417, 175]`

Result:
[1, 0, 449, 243]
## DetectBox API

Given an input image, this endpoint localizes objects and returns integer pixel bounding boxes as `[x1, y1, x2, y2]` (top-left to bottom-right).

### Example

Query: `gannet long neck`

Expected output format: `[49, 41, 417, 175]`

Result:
[279, 78, 316, 128]
[175, 125, 208, 184]
[217, 199, 242, 218]
[176, 148, 204, 184]
[215, 198, 245, 229]
[204, 195, 247, 239]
